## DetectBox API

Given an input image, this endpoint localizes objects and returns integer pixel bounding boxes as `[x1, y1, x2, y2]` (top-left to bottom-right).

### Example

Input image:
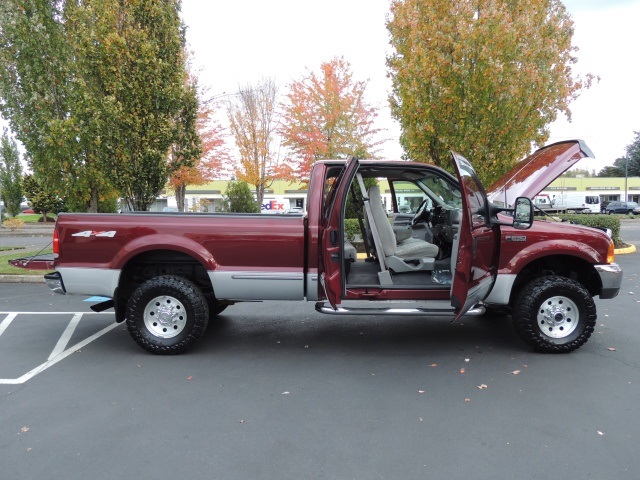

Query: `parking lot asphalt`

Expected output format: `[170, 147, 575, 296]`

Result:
[1, 223, 640, 479]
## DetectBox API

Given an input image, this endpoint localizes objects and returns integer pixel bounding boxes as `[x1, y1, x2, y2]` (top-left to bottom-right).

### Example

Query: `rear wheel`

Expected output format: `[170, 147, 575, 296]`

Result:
[126, 275, 209, 354]
[513, 276, 596, 353]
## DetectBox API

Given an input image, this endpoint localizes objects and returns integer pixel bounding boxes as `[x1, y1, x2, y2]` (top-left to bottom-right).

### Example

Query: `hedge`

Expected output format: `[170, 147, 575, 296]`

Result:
[554, 214, 620, 244]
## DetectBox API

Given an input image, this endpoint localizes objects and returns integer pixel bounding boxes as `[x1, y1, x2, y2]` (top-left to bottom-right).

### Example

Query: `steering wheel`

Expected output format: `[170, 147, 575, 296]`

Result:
[411, 199, 431, 226]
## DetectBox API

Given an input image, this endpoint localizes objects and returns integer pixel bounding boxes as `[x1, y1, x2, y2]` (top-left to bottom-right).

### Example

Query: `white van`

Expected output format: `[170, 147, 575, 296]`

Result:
[551, 192, 600, 213]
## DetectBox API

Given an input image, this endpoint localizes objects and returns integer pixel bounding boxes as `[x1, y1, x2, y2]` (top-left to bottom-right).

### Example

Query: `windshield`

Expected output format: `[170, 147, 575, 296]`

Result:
[416, 173, 462, 208]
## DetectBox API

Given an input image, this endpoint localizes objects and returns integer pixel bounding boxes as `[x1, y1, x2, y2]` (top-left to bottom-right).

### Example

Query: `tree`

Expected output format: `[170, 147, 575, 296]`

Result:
[0, 0, 115, 213]
[227, 78, 280, 208]
[0, 130, 23, 217]
[84, 0, 195, 211]
[0, 0, 196, 213]
[168, 84, 229, 212]
[597, 165, 624, 178]
[279, 57, 383, 182]
[387, 0, 594, 184]
[624, 131, 640, 177]
[598, 131, 640, 178]
[22, 174, 65, 222]
[223, 181, 259, 213]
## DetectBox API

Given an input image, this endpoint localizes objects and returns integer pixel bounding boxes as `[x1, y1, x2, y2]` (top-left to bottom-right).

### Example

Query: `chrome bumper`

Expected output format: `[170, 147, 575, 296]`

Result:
[595, 263, 623, 299]
[44, 272, 66, 295]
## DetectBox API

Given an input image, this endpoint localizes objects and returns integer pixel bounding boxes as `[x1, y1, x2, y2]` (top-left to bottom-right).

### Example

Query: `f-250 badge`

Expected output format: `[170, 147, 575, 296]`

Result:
[505, 235, 526, 242]
[72, 230, 117, 237]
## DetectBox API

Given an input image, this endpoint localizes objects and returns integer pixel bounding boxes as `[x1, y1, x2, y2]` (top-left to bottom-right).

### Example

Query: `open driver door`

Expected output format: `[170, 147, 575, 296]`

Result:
[450, 152, 499, 320]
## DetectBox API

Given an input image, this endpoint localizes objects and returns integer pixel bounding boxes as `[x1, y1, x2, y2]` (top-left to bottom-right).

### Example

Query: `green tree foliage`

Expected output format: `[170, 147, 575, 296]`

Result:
[72, 0, 195, 211]
[0, 0, 196, 212]
[0, 130, 23, 217]
[22, 174, 65, 221]
[598, 131, 640, 178]
[223, 181, 259, 213]
[387, 0, 594, 184]
[0, 0, 114, 212]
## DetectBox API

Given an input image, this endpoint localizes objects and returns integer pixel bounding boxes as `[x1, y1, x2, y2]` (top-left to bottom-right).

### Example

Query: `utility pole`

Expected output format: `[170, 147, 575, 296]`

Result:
[625, 155, 629, 202]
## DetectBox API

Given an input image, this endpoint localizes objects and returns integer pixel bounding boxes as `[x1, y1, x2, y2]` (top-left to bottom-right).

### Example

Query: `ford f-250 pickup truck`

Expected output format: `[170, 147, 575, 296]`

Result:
[15, 140, 623, 354]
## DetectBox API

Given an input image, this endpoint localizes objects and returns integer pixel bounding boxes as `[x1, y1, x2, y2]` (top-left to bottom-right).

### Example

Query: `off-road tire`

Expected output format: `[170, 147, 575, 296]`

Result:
[126, 275, 209, 354]
[513, 275, 596, 353]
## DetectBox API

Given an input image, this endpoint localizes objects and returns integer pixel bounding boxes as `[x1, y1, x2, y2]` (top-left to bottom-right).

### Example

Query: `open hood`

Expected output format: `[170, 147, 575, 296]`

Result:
[486, 140, 594, 207]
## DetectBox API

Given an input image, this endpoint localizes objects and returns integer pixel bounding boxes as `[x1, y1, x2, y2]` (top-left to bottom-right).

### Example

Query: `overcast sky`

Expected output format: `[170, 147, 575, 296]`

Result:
[181, 0, 640, 173]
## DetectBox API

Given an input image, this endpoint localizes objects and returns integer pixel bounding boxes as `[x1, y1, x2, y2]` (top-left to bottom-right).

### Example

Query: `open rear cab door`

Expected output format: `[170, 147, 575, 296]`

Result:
[318, 157, 360, 309]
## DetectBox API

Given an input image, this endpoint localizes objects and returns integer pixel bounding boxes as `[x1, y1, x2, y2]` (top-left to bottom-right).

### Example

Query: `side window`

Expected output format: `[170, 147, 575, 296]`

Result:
[453, 153, 489, 228]
[391, 181, 430, 214]
[322, 166, 344, 220]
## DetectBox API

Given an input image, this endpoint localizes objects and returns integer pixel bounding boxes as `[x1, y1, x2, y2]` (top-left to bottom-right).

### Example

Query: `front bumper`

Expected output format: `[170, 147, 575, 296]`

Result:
[596, 263, 623, 299]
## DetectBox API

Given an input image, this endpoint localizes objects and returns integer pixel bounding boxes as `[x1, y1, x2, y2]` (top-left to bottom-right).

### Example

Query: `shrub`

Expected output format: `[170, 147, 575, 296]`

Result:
[344, 218, 361, 242]
[555, 214, 620, 244]
[2, 217, 25, 231]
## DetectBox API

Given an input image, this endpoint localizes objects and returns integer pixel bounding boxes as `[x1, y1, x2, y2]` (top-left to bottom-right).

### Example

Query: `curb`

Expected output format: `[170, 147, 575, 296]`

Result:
[0, 274, 45, 284]
[615, 243, 636, 255]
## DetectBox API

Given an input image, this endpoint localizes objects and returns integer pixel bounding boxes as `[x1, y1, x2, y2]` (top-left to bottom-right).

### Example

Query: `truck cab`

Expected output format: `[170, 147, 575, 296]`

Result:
[315, 152, 531, 319]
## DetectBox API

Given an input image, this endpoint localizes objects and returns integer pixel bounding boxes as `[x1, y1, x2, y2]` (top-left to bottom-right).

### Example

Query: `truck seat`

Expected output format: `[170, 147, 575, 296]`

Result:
[367, 185, 439, 272]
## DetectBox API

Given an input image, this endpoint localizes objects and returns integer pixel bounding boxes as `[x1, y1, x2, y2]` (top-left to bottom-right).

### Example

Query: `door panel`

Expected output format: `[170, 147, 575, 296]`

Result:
[450, 152, 498, 319]
[319, 158, 360, 308]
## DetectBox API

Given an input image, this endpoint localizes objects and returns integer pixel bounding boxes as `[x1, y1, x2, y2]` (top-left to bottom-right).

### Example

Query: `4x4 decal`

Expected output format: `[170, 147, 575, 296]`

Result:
[72, 230, 117, 238]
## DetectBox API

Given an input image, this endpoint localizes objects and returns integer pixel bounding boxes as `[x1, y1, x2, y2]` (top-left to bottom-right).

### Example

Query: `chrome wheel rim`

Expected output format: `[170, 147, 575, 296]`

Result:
[144, 295, 187, 338]
[537, 296, 579, 339]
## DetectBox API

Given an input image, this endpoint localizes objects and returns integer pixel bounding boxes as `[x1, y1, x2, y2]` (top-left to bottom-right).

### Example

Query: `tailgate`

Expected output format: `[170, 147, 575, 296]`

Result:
[8, 254, 55, 270]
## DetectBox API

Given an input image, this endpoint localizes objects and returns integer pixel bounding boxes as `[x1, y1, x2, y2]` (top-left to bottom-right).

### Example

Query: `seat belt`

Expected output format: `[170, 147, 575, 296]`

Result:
[349, 183, 371, 257]
[356, 173, 392, 285]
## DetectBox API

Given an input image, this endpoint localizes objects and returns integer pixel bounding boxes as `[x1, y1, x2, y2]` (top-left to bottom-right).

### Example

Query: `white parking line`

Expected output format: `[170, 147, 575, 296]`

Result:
[0, 313, 18, 337]
[0, 312, 117, 385]
[49, 313, 83, 360]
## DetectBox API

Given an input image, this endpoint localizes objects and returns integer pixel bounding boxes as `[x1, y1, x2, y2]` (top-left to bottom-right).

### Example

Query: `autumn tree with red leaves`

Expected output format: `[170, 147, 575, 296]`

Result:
[168, 86, 230, 212]
[279, 57, 383, 182]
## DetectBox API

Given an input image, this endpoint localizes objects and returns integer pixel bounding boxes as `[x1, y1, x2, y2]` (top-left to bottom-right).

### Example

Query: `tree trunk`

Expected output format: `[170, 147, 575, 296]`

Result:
[176, 184, 186, 212]
[88, 185, 99, 213]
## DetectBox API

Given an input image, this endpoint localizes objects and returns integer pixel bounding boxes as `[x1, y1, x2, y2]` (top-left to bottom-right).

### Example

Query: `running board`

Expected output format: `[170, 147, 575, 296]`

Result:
[315, 302, 486, 317]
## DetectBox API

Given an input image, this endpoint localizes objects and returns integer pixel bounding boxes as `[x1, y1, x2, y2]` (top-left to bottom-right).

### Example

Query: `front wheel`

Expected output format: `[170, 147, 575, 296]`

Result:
[513, 276, 596, 353]
[126, 275, 209, 354]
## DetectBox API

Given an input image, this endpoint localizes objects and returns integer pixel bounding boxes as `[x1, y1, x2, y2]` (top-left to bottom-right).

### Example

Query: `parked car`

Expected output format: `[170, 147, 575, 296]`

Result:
[605, 201, 640, 215]
[284, 207, 305, 214]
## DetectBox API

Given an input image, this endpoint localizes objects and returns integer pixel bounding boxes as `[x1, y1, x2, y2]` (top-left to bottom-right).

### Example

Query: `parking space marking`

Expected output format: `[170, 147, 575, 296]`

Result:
[48, 313, 83, 360]
[0, 313, 18, 336]
[0, 312, 117, 385]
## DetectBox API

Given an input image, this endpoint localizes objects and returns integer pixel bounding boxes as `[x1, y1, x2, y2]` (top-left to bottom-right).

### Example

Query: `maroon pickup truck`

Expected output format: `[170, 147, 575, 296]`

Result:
[18, 140, 622, 354]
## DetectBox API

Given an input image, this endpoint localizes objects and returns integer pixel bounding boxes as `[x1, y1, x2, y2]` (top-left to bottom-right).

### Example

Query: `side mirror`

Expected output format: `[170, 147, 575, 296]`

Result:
[513, 197, 533, 230]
